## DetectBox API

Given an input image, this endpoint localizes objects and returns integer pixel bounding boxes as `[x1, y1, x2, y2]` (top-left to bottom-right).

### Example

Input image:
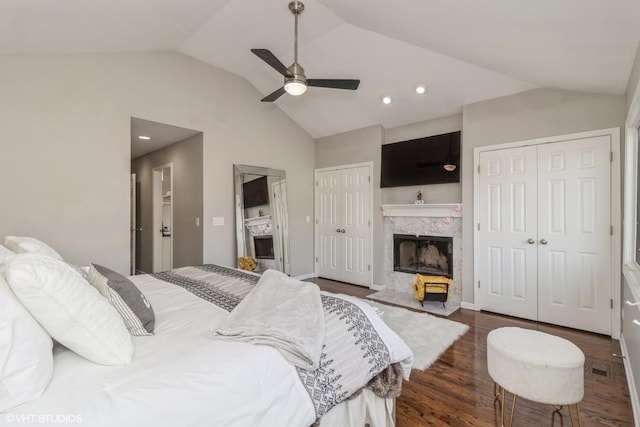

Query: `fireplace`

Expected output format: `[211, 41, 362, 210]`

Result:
[254, 235, 274, 259]
[382, 204, 462, 305]
[393, 234, 453, 277]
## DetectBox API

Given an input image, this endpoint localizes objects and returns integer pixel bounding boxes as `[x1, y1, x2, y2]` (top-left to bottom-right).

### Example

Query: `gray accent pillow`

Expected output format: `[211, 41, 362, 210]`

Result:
[87, 264, 155, 336]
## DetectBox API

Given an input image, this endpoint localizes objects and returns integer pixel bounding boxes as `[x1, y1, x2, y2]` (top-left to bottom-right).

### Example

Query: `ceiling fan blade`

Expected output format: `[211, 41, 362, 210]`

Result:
[261, 87, 287, 102]
[307, 79, 360, 90]
[251, 49, 292, 77]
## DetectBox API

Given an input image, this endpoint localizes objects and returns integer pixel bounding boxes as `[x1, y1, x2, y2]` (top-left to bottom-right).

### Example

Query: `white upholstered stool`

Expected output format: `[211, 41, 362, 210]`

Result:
[487, 327, 585, 427]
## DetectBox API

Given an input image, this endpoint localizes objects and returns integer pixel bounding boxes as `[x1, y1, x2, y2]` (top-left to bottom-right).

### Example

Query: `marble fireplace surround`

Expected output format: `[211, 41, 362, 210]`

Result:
[381, 204, 463, 305]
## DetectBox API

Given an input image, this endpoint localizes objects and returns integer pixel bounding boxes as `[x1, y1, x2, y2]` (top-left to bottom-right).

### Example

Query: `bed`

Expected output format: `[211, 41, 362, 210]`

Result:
[0, 240, 414, 427]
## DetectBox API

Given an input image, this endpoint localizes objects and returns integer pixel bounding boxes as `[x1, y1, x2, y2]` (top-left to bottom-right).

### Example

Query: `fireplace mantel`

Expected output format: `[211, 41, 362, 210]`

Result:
[244, 215, 272, 236]
[381, 203, 463, 218]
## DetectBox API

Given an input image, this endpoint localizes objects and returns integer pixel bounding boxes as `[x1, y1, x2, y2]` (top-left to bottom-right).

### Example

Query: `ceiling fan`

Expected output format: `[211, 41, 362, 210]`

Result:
[251, 1, 360, 102]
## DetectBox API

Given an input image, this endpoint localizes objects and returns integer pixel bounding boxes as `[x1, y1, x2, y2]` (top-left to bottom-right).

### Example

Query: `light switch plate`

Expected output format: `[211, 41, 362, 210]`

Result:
[213, 217, 224, 226]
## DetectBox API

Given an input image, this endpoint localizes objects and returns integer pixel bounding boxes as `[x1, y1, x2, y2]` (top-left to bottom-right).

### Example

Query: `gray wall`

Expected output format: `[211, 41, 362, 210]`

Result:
[132, 134, 204, 272]
[0, 52, 316, 275]
[461, 88, 626, 304]
[626, 42, 640, 114]
[314, 88, 625, 299]
[315, 125, 385, 285]
[314, 116, 463, 287]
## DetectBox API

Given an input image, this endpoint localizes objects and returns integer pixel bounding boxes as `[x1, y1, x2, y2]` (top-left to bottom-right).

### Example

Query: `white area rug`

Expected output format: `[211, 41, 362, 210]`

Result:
[366, 300, 469, 371]
[367, 289, 460, 317]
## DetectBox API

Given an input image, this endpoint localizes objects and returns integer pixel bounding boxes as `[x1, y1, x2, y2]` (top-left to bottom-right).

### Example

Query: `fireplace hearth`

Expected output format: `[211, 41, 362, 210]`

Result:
[393, 234, 453, 277]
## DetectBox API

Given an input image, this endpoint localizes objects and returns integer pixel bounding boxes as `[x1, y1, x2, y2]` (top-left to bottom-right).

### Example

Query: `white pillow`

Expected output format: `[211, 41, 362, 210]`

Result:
[4, 254, 134, 366]
[4, 236, 63, 261]
[0, 244, 14, 263]
[0, 245, 14, 274]
[0, 273, 53, 411]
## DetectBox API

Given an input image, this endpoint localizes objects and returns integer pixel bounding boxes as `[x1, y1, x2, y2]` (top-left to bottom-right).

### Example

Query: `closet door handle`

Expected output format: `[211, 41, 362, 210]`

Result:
[336, 229, 341, 233]
[527, 238, 535, 244]
[340, 229, 346, 233]
[540, 239, 548, 245]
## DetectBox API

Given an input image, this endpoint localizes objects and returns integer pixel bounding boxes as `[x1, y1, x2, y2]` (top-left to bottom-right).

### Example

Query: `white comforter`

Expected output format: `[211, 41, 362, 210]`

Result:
[2, 273, 412, 427]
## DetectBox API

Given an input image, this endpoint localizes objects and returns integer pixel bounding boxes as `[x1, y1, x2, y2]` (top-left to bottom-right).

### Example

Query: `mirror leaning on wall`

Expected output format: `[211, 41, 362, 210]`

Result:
[233, 164, 290, 274]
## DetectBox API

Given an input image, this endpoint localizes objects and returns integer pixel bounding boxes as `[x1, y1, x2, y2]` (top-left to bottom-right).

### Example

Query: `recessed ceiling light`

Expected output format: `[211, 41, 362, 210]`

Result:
[381, 96, 392, 105]
[138, 136, 151, 140]
[416, 85, 427, 95]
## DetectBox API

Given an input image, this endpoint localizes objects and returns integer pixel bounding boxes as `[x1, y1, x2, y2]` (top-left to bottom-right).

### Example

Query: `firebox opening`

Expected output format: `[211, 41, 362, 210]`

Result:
[393, 234, 453, 277]
[254, 236, 275, 259]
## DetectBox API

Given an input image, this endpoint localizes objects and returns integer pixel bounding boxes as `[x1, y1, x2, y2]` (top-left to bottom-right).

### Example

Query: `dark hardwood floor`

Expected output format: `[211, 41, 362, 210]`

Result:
[308, 278, 635, 427]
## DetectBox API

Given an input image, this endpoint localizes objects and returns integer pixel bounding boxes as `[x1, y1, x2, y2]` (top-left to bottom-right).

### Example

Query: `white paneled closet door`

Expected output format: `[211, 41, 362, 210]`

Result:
[478, 136, 612, 335]
[340, 166, 371, 285]
[315, 164, 372, 287]
[536, 136, 611, 334]
[316, 169, 341, 281]
[478, 146, 539, 321]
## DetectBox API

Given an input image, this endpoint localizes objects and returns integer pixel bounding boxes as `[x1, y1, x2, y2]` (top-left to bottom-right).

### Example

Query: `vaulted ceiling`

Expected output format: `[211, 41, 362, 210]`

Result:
[3, 0, 639, 138]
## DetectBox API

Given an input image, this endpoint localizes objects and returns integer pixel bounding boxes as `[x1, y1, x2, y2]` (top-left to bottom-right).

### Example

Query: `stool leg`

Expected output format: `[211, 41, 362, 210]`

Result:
[508, 394, 517, 427]
[500, 388, 506, 426]
[566, 403, 584, 427]
[569, 403, 583, 427]
[568, 404, 575, 426]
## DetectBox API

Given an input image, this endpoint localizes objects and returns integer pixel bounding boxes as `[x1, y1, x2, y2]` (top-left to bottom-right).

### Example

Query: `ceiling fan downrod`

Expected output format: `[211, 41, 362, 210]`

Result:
[285, 1, 307, 95]
[289, 1, 304, 65]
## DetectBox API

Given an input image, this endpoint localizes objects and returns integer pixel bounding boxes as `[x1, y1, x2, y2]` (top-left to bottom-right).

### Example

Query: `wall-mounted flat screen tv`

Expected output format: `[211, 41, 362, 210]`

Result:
[380, 131, 461, 188]
[243, 175, 269, 208]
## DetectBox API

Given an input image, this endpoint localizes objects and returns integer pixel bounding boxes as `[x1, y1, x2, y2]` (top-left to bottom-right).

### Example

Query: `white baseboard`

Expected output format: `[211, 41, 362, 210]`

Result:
[294, 272, 317, 281]
[369, 284, 386, 291]
[620, 334, 640, 427]
[460, 301, 477, 311]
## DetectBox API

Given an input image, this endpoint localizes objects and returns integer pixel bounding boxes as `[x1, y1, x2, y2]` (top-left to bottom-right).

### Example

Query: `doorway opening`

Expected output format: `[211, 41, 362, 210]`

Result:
[130, 117, 204, 274]
[152, 164, 173, 272]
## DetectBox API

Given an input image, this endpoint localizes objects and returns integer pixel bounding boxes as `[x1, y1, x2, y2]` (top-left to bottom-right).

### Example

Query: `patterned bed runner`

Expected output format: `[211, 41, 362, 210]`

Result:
[153, 265, 394, 420]
[152, 264, 258, 311]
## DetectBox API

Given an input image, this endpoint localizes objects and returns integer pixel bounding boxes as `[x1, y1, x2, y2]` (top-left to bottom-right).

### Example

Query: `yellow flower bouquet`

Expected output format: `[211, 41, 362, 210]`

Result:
[238, 256, 257, 271]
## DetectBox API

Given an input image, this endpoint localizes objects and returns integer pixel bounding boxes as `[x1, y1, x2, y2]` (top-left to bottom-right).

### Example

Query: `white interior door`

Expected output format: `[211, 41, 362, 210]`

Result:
[341, 166, 371, 286]
[315, 164, 372, 286]
[478, 146, 539, 321]
[152, 169, 163, 273]
[152, 164, 173, 273]
[316, 169, 341, 281]
[536, 136, 611, 334]
[130, 173, 136, 275]
[477, 136, 612, 335]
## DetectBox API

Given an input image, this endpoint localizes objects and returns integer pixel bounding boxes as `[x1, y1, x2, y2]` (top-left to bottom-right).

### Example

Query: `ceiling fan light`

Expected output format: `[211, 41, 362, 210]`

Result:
[284, 80, 307, 96]
[443, 163, 457, 172]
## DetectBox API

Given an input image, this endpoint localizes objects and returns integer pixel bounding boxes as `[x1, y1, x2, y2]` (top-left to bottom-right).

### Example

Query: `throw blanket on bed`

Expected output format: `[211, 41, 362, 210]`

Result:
[212, 269, 325, 370]
[153, 265, 397, 420]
